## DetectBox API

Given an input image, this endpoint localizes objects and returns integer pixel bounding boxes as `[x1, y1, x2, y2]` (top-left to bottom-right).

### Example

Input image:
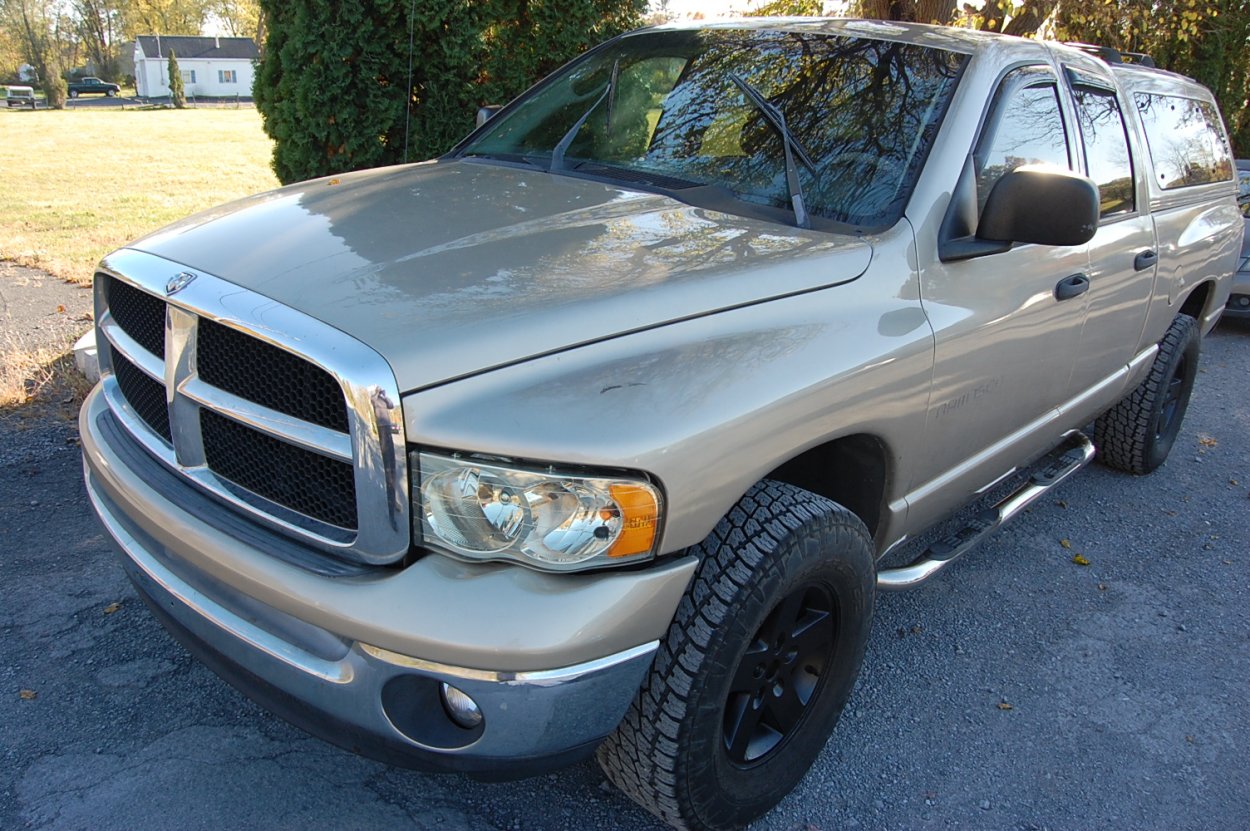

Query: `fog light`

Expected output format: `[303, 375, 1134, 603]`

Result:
[440, 682, 483, 729]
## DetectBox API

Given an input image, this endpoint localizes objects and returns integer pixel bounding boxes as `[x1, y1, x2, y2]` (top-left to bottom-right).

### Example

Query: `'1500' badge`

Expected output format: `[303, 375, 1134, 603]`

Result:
[166, 271, 197, 295]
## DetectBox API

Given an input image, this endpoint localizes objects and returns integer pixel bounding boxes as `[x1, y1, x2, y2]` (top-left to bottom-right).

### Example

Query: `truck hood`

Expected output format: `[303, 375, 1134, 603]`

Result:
[127, 160, 872, 392]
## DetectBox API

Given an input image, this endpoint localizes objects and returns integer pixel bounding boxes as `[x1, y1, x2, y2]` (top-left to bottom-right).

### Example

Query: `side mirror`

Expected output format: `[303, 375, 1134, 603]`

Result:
[475, 105, 503, 128]
[978, 165, 1099, 247]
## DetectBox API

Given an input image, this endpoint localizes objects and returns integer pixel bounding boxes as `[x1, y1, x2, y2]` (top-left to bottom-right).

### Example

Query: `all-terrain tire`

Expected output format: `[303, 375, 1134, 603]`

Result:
[1095, 313, 1199, 475]
[597, 480, 875, 831]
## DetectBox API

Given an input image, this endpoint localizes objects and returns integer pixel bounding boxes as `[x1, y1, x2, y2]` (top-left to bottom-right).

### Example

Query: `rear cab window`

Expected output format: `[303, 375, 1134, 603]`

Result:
[1134, 92, 1233, 190]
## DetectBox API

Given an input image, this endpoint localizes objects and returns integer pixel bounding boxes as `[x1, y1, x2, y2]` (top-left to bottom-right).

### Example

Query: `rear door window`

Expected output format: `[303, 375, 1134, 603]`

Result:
[1071, 80, 1135, 217]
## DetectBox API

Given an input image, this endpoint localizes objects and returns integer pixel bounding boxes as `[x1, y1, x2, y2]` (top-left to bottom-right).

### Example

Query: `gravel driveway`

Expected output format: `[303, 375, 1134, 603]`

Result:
[2, 308, 1247, 831]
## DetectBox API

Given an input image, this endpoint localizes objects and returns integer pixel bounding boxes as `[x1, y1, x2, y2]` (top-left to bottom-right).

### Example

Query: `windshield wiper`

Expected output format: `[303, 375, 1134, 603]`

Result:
[729, 73, 814, 229]
[552, 59, 619, 172]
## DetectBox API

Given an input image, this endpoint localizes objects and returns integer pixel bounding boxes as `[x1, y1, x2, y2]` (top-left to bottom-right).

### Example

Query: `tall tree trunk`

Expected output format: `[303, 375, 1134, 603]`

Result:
[1002, 0, 1056, 36]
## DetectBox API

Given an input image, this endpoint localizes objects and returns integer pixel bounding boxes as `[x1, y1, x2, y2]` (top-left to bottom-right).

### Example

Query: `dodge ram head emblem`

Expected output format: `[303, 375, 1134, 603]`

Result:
[166, 271, 197, 295]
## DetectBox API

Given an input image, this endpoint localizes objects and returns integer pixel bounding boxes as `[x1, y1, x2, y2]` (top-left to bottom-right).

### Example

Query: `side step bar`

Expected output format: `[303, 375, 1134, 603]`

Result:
[877, 431, 1096, 591]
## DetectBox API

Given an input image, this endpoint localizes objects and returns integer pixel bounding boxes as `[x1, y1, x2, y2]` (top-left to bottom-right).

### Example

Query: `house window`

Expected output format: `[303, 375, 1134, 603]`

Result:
[218, 70, 237, 84]
[182, 70, 196, 84]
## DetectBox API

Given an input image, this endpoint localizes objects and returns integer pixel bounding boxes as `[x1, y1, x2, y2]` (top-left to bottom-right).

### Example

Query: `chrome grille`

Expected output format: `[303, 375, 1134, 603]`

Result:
[108, 342, 171, 441]
[93, 252, 410, 565]
[198, 317, 349, 433]
[201, 409, 358, 528]
[105, 275, 165, 357]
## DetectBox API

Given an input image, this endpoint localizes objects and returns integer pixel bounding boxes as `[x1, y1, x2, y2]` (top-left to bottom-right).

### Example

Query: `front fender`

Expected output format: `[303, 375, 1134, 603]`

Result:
[402, 226, 934, 555]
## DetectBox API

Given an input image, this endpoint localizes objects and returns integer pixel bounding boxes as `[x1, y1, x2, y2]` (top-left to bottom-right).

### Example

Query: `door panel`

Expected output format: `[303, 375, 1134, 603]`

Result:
[909, 68, 1090, 529]
[1064, 72, 1156, 400]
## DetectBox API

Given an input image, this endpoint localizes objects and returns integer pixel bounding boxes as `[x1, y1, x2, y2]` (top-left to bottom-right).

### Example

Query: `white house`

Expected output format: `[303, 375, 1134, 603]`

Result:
[134, 35, 258, 98]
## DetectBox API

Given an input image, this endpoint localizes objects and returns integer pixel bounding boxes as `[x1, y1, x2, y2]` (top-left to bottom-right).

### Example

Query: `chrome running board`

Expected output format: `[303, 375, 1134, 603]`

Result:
[877, 431, 1095, 591]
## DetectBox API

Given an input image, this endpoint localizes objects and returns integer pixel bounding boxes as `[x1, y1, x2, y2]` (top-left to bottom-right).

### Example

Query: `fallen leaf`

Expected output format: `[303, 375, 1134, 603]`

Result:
[1097, 583, 1108, 591]
[997, 701, 1013, 711]
[1072, 553, 1091, 566]
[1055, 500, 1068, 509]
[1230, 479, 1239, 486]
[19, 689, 37, 700]
[103, 602, 122, 614]
[1060, 538, 1072, 549]
[55, 304, 66, 313]
[1198, 435, 1217, 448]
[328, 178, 341, 186]
[1185, 735, 1195, 744]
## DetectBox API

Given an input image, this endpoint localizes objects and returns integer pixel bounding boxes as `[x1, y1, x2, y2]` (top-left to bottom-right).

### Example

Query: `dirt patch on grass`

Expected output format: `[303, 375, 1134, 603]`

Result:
[1, 261, 95, 423]
[0, 341, 94, 424]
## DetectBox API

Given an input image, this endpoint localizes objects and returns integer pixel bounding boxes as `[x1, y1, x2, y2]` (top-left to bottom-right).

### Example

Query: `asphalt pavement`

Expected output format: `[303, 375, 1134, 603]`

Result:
[2, 318, 1247, 831]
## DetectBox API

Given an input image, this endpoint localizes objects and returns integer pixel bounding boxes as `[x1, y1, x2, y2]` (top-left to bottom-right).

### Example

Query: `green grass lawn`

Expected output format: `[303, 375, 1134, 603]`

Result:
[0, 107, 278, 284]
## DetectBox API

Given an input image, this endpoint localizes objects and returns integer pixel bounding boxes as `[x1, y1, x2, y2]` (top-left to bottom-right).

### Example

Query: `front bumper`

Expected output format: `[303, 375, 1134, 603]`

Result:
[80, 385, 695, 775]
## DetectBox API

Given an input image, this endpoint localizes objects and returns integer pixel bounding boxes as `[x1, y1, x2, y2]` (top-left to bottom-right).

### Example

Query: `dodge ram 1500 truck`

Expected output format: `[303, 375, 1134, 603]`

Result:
[80, 19, 1240, 831]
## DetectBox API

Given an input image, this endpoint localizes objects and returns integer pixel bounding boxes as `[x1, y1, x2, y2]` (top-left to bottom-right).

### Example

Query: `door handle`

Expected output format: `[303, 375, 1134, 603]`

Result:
[1054, 273, 1089, 301]
[1134, 249, 1158, 271]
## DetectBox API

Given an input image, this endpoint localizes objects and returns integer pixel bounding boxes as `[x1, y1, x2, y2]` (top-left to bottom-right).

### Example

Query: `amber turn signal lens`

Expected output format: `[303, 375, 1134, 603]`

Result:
[606, 484, 659, 558]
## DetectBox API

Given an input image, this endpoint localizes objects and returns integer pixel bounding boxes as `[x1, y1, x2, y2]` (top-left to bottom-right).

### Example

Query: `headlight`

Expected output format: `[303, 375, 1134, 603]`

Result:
[416, 452, 662, 572]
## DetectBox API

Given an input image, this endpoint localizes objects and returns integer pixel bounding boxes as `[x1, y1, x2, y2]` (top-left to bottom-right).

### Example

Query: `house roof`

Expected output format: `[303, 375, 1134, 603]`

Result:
[136, 35, 258, 61]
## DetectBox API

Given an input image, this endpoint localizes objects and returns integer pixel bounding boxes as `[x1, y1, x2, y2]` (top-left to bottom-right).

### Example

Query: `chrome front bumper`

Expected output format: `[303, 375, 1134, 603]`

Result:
[80, 386, 694, 775]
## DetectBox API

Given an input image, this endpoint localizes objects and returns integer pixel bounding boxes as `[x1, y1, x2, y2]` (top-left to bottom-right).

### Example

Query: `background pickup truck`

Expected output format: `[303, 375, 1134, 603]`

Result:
[80, 19, 1241, 831]
[68, 76, 120, 98]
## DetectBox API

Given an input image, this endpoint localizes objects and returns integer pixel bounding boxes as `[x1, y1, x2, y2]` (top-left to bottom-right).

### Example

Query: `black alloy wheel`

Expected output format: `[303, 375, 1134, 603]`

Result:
[1154, 350, 1189, 441]
[723, 583, 836, 765]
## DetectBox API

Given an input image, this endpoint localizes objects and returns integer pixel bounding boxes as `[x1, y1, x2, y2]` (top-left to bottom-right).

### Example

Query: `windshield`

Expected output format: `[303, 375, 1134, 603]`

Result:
[459, 28, 967, 229]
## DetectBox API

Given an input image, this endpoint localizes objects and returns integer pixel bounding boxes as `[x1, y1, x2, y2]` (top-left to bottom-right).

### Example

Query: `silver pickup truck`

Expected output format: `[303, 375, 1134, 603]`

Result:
[80, 19, 1240, 831]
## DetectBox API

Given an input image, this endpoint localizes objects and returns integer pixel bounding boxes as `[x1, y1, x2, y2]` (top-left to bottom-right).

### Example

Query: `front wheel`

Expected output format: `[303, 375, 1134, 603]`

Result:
[598, 481, 875, 831]
[106, 89, 116, 97]
[69, 90, 79, 98]
[1095, 313, 1199, 474]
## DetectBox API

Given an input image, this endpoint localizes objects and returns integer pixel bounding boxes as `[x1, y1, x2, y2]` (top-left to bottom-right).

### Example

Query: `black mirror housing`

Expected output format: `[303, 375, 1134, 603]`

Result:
[978, 165, 1099, 247]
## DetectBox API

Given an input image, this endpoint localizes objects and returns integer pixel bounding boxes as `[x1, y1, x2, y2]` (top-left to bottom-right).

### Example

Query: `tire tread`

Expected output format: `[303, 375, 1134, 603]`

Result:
[596, 480, 871, 830]
[1095, 314, 1198, 475]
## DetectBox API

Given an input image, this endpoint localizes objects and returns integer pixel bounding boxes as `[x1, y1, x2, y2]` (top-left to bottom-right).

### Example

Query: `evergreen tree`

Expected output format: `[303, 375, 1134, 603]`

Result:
[168, 49, 186, 108]
[44, 60, 67, 109]
[254, 0, 646, 184]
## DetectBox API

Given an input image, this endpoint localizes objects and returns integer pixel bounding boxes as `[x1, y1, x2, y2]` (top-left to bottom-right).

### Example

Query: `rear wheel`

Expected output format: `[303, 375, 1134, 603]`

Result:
[1095, 313, 1199, 475]
[598, 480, 875, 831]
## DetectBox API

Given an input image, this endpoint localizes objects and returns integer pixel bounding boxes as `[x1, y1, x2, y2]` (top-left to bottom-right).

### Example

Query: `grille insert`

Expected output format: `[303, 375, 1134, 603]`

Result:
[200, 409, 357, 529]
[105, 275, 165, 358]
[109, 344, 171, 442]
[197, 318, 349, 433]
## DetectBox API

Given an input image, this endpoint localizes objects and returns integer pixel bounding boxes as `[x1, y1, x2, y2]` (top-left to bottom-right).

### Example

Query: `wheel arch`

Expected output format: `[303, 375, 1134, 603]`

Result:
[763, 433, 890, 543]
[1178, 280, 1213, 322]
